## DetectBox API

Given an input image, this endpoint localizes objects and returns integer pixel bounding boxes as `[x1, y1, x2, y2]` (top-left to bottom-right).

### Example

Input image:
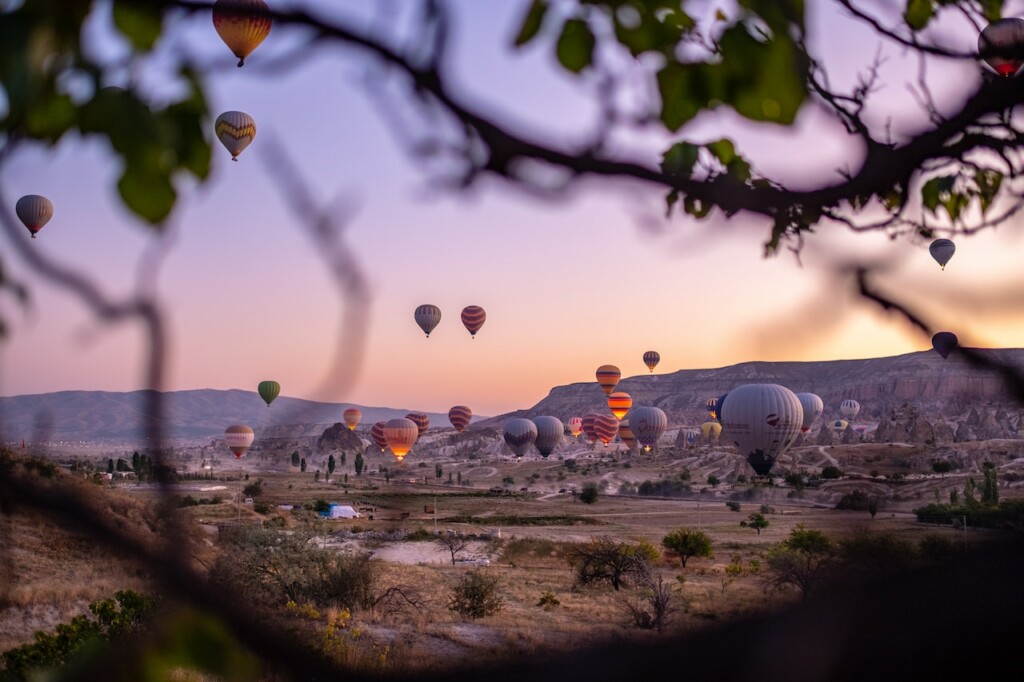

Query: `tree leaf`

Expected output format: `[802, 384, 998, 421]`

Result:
[904, 0, 935, 31]
[118, 164, 176, 225]
[556, 18, 595, 74]
[706, 138, 736, 164]
[660, 142, 699, 179]
[113, 2, 162, 52]
[513, 0, 548, 47]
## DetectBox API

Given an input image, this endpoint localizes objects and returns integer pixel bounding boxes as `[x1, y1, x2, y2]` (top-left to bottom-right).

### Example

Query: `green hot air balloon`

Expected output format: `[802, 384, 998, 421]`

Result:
[257, 380, 280, 407]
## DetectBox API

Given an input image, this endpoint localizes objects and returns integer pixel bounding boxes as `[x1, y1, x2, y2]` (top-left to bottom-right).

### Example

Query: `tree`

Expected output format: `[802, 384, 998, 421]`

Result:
[242, 479, 263, 499]
[327, 454, 335, 481]
[742, 513, 769, 535]
[838, 531, 917, 579]
[340, 452, 346, 467]
[820, 466, 843, 480]
[763, 526, 836, 600]
[579, 482, 599, 504]
[568, 537, 648, 591]
[300, 458, 307, 473]
[106, 458, 114, 474]
[661, 528, 712, 569]
[291, 451, 300, 468]
[622, 557, 675, 634]
[706, 474, 720, 487]
[448, 571, 503, 620]
[982, 464, 999, 505]
[314, 470, 320, 482]
[437, 532, 471, 565]
[354, 452, 364, 476]
[932, 460, 953, 476]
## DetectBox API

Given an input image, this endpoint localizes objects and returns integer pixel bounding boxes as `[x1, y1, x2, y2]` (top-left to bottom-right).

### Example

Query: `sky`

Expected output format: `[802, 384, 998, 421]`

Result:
[3, 0, 1024, 418]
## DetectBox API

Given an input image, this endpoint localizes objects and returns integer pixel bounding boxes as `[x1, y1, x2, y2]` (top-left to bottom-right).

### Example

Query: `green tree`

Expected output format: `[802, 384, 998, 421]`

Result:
[661, 528, 712, 568]
[982, 464, 999, 505]
[242, 479, 263, 499]
[435, 463, 443, 481]
[579, 482, 599, 504]
[291, 451, 300, 468]
[327, 454, 336, 481]
[784, 472, 805, 491]
[340, 451, 347, 467]
[932, 460, 952, 476]
[706, 474, 720, 487]
[106, 458, 114, 474]
[820, 466, 843, 480]
[354, 452, 364, 476]
[763, 526, 835, 599]
[839, 531, 916, 578]
[741, 512, 769, 535]
[448, 571, 503, 620]
[300, 458, 307, 473]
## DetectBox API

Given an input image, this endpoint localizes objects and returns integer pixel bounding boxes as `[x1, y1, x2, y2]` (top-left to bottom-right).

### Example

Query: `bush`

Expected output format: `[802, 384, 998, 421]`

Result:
[448, 571, 504, 619]
[579, 482, 599, 504]
[636, 479, 691, 497]
[820, 466, 843, 479]
[662, 528, 712, 568]
[919, 533, 957, 561]
[725, 501, 741, 512]
[537, 591, 560, 610]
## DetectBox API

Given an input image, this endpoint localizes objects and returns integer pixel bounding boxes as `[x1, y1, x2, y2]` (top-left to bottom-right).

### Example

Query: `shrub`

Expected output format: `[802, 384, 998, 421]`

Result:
[725, 501, 741, 512]
[579, 482, 599, 504]
[448, 571, 503, 619]
[820, 466, 843, 479]
[537, 592, 560, 610]
[919, 533, 957, 561]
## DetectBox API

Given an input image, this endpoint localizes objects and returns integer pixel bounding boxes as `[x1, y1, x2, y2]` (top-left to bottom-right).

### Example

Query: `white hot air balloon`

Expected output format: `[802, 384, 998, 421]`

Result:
[532, 416, 564, 457]
[628, 406, 667, 452]
[503, 418, 538, 457]
[796, 392, 824, 433]
[720, 384, 803, 477]
[215, 111, 257, 160]
[840, 399, 861, 420]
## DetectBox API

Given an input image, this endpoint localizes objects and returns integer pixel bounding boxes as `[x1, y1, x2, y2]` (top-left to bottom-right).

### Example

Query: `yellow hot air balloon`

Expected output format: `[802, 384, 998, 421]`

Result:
[384, 418, 419, 462]
[215, 111, 256, 161]
[343, 408, 362, 431]
[701, 421, 722, 444]
[213, 0, 272, 67]
[15, 195, 53, 238]
[607, 392, 632, 420]
[596, 365, 621, 396]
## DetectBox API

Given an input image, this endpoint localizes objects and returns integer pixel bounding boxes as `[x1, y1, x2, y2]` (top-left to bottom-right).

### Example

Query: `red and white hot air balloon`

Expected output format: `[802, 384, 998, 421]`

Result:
[224, 424, 255, 458]
[448, 405, 472, 432]
[384, 418, 419, 462]
[343, 408, 361, 431]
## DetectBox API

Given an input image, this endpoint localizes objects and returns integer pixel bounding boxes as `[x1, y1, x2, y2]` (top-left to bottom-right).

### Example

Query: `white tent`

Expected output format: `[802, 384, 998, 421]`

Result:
[325, 504, 360, 519]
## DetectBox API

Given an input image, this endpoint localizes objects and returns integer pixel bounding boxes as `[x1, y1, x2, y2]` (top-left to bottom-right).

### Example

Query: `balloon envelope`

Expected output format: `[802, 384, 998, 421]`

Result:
[460, 306, 486, 337]
[15, 195, 53, 238]
[213, 0, 272, 66]
[343, 408, 362, 430]
[533, 416, 564, 457]
[448, 405, 472, 432]
[629, 406, 667, 451]
[225, 424, 255, 458]
[932, 332, 958, 359]
[503, 418, 538, 457]
[384, 418, 419, 462]
[370, 421, 388, 451]
[215, 111, 256, 160]
[257, 380, 280, 406]
[720, 384, 802, 476]
[595, 365, 621, 395]
[593, 414, 619, 445]
[607, 392, 632, 420]
[701, 421, 722, 443]
[979, 18, 1024, 76]
[643, 351, 660, 372]
[840, 399, 861, 420]
[567, 417, 583, 438]
[414, 304, 442, 337]
[405, 412, 430, 435]
[618, 418, 636, 449]
[581, 414, 600, 443]
[796, 392, 824, 433]
[929, 239, 955, 270]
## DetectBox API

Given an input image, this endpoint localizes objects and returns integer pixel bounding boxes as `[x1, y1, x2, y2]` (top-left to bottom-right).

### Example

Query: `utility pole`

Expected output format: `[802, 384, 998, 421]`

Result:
[433, 495, 437, 532]
[697, 502, 701, 530]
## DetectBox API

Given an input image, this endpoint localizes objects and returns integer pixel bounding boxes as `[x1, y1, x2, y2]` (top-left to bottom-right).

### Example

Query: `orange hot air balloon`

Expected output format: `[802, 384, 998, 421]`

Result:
[567, 417, 583, 438]
[384, 418, 419, 462]
[213, 0, 272, 67]
[643, 351, 660, 372]
[594, 414, 619, 446]
[460, 306, 486, 338]
[405, 412, 430, 435]
[224, 424, 255, 458]
[370, 421, 388, 451]
[581, 414, 599, 443]
[343, 408, 361, 431]
[607, 392, 632, 420]
[596, 364, 621, 395]
[618, 418, 636, 449]
[448, 405, 472, 432]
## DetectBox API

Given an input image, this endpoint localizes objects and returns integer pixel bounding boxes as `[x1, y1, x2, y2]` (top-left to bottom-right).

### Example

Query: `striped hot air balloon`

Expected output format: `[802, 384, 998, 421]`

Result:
[370, 421, 388, 451]
[581, 414, 599, 443]
[215, 111, 256, 160]
[607, 392, 632, 420]
[594, 414, 619, 446]
[15, 195, 53, 238]
[596, 365, 621, 395]
[840, 399, 861, 420]
[533, 416, 564, 457]
[503, 418, 538, 457]
[630, 406, 667, 451]
[460, 306, 486, 338]
[796, 393, 823, 433]
[643, 351, 660, 372]
[567, 417, 583, 438]
[720, 383, 803, 477]
[618, 418, 636, 449]
[213, 0, 272, 67]
[448, 405, 472, 432]
[405, 412, 430, 435]
[414, 305, 442, 337]
[384, 418, 419, 462]
[224, 424, 255, 458]
[343, 408, 362, 431]
[257, 380, 280, 406]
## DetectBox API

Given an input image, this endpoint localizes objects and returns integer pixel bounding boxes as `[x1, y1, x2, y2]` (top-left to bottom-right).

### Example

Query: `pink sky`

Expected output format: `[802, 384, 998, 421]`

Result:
[3, 1, 1024, 417]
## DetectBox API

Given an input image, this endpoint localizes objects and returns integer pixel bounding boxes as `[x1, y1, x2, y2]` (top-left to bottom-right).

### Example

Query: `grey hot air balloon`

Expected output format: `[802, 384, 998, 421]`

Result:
[720, 384, 803, 477]
[414, 304, 442, 337]
[929, 239, 955, 270]
[628, 406, 667, 452]
[215, 111, 256, 160]
[796, 392, 824, 433]
[503, 418, 538, 457]
[532, 416, 564, 457]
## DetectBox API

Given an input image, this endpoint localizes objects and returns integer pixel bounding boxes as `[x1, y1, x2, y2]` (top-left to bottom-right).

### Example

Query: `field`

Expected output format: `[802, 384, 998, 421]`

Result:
[2, 437, 1020, 673]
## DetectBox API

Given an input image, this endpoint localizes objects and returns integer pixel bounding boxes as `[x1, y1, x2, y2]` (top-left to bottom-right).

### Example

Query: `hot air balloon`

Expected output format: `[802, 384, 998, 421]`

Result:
[684, 429, 700, 447]
[701, 421, 722, 444]
[533, 416, 564, 457]
[979, 18, 1024, 77]
[257, 380, 279, 406]
[929, 239, 955, 270]
[15, 195, 53, 238]
[449, 405, 472, 432]
[224, 424, 255, 458]
[567, 417, 583, 438]
[706, 393, 729, 421]
[503, 418, 538, 457]
[643, 351, 660, 372]
[343, 408, 362, 431]
[607, 392, 632, 420]
[405, 412, 430, 435]
[212, 0, 272, 67]
[629, 406, 667, 452]
[370, 421, 388, 451]
[830, 419, 849, 432]
[795, 392, 824, 433]
[618, 418, 636, 450]
[596, 365, 621, 396]
[581, 414, 599, 443]
[384, 418, 419, 462]
[840, 399, 861, 420]
[414, 304, 442, 337]
[932, 332, 958, 359]
[594, 414, 619, 446]
[215, 111, 256, 161]
[460, 306, 486, 338]
[720, 384, 803, 476]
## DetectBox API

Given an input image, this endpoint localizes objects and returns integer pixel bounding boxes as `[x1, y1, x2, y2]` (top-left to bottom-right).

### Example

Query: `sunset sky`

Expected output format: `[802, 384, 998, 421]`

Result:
[3, 0, 1024, 418]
